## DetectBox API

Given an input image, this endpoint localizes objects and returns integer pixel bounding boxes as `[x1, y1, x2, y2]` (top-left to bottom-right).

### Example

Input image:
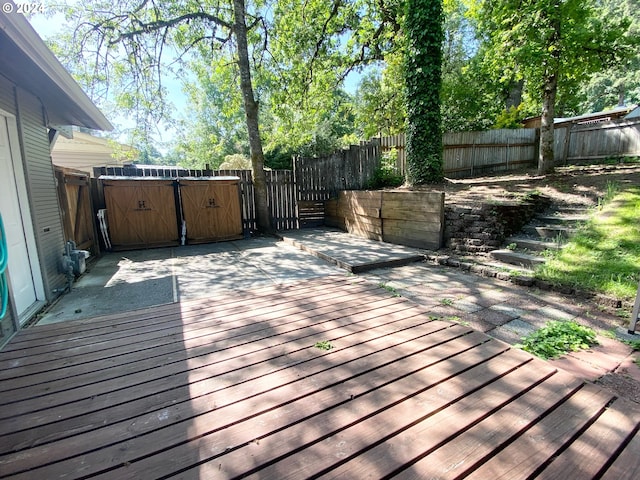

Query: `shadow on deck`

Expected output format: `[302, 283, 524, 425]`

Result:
[0, 276, 638, 479]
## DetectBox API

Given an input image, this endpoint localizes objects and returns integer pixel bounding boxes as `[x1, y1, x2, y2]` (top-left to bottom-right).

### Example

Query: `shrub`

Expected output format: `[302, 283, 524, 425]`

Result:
[368, 149, 404, 189]
[518, 320, 598, 360]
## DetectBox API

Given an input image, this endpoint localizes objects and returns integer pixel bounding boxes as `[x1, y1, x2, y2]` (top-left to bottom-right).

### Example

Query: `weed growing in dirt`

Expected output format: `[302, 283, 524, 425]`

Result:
[440, 298, 454, 306]
[517, 320, 598, 360]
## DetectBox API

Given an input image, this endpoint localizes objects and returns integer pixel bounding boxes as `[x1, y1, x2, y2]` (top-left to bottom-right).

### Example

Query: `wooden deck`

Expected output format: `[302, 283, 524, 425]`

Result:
[0, 276, 638, 479]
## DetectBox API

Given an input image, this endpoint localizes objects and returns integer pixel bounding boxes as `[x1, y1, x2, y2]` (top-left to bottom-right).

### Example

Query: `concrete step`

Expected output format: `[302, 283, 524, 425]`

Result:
[523, 225, 576, 239]
[535, 214, 589, 225]
[489, 249, 547, 268]
[505, 236, 563, 252]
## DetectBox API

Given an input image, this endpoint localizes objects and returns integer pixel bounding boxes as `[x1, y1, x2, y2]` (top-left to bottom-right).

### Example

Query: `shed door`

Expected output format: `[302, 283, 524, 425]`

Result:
[104, 180, 179, 248]
[0, 113, 43, 321]
[180, 180, 243, 243]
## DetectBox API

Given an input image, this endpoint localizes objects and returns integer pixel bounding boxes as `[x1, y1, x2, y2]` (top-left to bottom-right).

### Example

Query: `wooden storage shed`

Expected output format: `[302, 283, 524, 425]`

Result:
[179, 177, 243, 243]
[102, 177, 180, 250]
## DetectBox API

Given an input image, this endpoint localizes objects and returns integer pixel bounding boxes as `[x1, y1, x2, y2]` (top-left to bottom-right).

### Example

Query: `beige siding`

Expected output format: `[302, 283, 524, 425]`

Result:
[14, 88, 66, 297]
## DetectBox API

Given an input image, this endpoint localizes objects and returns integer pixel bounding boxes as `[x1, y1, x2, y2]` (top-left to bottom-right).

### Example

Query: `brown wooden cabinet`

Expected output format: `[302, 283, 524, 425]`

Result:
[179, 177, 243, 243]
[102, 178, 180, 250]
[101, 176, 243, 250]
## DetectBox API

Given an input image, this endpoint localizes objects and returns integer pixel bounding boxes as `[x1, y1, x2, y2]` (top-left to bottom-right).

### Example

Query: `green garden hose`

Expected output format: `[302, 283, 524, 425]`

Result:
[0, 212, 8, 319]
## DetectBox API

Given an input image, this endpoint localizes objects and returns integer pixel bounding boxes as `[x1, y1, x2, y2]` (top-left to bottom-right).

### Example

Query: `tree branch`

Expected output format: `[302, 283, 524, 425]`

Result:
[107, 12, 233, 46]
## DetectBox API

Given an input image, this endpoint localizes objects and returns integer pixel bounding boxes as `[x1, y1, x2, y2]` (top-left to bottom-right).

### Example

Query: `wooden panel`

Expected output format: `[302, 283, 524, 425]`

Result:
[54, 166, 97, 253]
[0, 276, 638, 479]
[179, 178, 243, 243]
[298, 200, 325, 228]
[329, 190, 444, 249]
[103, 179, 179, 249]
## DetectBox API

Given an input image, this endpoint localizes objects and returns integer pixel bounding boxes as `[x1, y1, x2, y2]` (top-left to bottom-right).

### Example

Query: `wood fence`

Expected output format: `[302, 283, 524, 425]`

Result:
[381, 118, 640, 177]
[294, 141, 380, 201]
[554, 118, 640, 164]
[54, 166, 99, 254]
[379, 130, 539, 178]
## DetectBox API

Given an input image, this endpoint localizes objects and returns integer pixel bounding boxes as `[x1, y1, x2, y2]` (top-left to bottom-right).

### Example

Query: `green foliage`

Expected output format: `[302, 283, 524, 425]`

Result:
[404, 0, 445, 184]
[368, 149, 404, 189]
[219, 154, 252, 170]
[518, 320, 598, 360]
[576, 0, 640, 112]
[493, 105, 525, 129]
[354, 60, 407, 139]
[314, 340, 334, 351]
[623, 339, 640, 351]
[263, 145, 294, 170]
[535, 187, 640, 301]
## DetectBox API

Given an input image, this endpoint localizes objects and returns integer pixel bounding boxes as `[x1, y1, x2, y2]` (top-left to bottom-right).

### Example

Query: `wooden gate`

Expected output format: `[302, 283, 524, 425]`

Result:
[179, 177, 243, 243]
[54, 166, 98, 253]
[102, 178, 180, 250]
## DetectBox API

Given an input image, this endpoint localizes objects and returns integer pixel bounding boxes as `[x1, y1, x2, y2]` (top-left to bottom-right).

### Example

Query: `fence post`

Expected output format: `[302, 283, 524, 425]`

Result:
[562, 124, 573, 166]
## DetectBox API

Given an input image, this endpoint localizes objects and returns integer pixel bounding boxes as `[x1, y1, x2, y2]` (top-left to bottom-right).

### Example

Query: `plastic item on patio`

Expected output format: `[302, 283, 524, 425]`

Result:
[97, 209, 111, 250]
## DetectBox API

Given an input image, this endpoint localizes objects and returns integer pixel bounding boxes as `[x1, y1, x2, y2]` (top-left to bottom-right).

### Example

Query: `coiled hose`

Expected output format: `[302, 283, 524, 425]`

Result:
[0, 212, 8, 319]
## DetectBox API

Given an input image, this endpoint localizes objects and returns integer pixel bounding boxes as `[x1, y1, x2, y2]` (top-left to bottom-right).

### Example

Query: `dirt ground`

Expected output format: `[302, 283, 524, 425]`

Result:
[433, 162, 640, 207]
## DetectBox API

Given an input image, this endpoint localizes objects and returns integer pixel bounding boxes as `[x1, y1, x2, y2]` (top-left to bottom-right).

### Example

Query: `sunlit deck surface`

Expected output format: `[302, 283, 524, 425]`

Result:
[1, 276, 639, 479]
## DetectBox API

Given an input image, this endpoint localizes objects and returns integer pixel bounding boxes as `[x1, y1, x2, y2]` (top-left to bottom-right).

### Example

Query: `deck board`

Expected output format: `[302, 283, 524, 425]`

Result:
[1, 276, 639, 479]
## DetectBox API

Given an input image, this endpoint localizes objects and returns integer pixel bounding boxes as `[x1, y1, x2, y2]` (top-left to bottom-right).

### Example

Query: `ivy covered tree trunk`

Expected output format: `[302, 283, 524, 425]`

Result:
[404, 0, 444, 185]
[233, 0, 271, 232]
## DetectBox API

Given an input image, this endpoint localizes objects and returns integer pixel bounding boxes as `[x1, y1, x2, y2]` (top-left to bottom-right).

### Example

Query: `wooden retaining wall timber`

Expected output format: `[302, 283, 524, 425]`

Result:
[325, 190, 444, 250]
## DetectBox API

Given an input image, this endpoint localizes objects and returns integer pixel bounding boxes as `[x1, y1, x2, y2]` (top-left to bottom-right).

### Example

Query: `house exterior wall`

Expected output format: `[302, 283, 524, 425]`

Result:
[0, 74, 67, 310]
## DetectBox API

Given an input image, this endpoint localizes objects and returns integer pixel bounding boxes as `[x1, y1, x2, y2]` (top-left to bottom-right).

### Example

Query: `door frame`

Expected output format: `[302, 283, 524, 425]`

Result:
[0, 108, 46, 323]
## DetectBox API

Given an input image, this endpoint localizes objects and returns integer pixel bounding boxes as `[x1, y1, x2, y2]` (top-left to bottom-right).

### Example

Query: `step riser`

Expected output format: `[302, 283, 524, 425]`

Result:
[508, 240, 561, 252]
[523, 226, 574, 239]
[489, 249, 547, 268]
[534, 216, 587, 226]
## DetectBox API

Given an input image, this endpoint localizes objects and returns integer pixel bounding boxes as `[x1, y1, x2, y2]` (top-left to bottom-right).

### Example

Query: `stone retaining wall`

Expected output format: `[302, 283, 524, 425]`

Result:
[445, 194, 551, 254]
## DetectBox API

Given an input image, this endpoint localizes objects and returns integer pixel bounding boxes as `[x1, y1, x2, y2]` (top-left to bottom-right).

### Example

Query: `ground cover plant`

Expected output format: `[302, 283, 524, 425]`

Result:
[518, 320, 598, 360]
[314, 341, 334, 351]
[535, 185, 640, 301]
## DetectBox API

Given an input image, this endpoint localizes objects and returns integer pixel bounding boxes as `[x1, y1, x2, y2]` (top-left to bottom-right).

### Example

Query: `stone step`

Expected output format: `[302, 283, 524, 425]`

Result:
[489, 249, 547, 268]
[535, 214, 589, 225]
[505, 236, 563, 252]
[523, 225, 577, 239]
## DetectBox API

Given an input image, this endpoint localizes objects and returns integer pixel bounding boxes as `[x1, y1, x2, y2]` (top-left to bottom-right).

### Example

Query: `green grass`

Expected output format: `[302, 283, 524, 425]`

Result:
[517, 320, 598, 360]
[534, 185, 640, 301]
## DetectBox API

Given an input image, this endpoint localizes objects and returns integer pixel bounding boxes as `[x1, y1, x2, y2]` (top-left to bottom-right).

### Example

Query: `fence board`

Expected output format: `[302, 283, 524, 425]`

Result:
[294, 140, 381, 201]
[54, 166, 98, 254]
[377, 130, 539, 179]
[565, 119, 640, 161]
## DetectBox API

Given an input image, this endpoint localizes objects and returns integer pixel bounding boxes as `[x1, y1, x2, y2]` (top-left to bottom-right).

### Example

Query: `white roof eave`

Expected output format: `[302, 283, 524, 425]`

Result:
[0, 4, 113, 131]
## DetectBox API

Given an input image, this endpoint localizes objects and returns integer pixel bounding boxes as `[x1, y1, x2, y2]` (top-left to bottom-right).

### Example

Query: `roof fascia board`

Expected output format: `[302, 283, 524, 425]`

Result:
[0, 4, 113, 131]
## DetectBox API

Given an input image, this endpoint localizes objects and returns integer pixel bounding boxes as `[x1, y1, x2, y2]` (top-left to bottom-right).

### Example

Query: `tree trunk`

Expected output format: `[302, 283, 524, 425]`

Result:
[538, 72, 557, 175]
[232, 0, 271, 232]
